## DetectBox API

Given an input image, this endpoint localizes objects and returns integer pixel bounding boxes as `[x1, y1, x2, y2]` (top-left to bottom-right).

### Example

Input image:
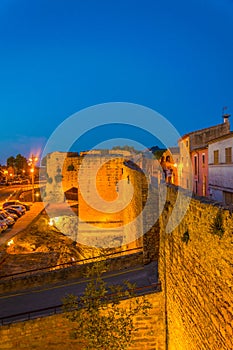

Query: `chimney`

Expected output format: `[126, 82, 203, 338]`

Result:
[223, 113, 230, 124]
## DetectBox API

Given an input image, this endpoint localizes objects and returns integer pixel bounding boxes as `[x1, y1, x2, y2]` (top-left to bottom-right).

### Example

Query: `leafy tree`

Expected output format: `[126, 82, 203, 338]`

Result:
[149, 147, 166, 160]
[7, 156, 15, 168]
[14, 154, 28, 173]
[62, 261, 152, 350]
[6, 154, 28, 173]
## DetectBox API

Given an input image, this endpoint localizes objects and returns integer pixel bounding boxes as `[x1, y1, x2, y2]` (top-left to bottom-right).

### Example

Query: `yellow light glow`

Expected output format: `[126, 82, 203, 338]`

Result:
[7, 239, 14, 246]
[48, 218, 54, 226]
[48, 217, 60, 227]
[54, 217, 60, 224]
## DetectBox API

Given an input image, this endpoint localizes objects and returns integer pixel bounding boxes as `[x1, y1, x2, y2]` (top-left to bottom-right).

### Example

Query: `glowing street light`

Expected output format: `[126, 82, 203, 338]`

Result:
[3, 170, 8, 183]
[28, 154, 38, 202]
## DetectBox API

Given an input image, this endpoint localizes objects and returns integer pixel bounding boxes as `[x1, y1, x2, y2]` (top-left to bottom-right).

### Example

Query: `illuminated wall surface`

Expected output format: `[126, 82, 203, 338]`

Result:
[1, 186, 232, 349]
[1, 154, 232, 349]
[37, 153, 232, 348]
[44, 152, 148, 248]
[159, 186, 233, 350]
[0, 293, 166, 350]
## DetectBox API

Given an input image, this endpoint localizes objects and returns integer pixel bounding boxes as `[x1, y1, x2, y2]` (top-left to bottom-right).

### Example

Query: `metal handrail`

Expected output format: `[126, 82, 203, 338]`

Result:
[0, 282, 161, 326]
[0, 304, 63, 325]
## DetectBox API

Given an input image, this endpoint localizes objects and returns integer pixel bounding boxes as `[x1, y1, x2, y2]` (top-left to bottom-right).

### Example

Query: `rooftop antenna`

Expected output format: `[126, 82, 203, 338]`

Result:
[222, 106, 228, 116]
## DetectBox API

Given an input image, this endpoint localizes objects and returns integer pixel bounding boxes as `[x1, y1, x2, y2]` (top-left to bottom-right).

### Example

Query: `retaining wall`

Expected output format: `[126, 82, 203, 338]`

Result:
[0, 292, 165, 350]
[159, 186, 233, 350]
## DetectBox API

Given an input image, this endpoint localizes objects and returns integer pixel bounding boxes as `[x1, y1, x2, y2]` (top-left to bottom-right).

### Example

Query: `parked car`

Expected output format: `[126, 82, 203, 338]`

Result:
[0, 221, 8, 233]
[3, 207, 22, 218]
[0, 214, 15, 227]
[0, 181, 9, 186]
[3, 200, 30, 211]
[0, 209, 18, 221]
[21, 179, 30, 184]
[5, 205, 26, 215]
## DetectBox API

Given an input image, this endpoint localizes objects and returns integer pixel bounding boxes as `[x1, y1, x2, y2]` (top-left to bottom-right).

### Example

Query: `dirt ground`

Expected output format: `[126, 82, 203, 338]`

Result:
[0, 212, 112, 277]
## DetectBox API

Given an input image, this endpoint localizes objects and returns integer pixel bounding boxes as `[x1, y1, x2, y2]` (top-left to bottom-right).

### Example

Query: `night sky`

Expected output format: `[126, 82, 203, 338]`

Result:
[0, 0, 233, 164]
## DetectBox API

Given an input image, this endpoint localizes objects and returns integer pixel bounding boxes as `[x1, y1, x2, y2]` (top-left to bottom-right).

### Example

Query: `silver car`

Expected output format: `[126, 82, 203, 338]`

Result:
[6, 205, 26, 215]
[0, 214, 15, 227]
[0, 209, 18, 221]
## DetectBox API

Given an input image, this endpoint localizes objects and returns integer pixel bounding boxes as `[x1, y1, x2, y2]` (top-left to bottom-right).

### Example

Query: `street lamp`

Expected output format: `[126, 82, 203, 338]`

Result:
[4, 170, 8, 183]
[28, 155, 38, 202]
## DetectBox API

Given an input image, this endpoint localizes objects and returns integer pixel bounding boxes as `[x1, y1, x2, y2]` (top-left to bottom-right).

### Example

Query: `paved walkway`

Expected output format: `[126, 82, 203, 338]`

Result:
[0, 202, 45, 246]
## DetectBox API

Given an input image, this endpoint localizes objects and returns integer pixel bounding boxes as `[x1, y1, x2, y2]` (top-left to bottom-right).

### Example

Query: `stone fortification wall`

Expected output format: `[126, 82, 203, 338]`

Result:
[12, 151, 233, 349]
[45, 152, 67, 202]
[44, 150, 162, 261]
[159, 186, 233, 350]
[45, 152, 147, 249]
[0, 292, 165, 350]
[2, 176, 233, 349]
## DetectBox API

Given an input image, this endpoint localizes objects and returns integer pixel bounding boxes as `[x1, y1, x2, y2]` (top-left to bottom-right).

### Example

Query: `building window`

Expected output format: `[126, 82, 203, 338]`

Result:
[194, 155, 198, 175]
[225, 147, 232, 164]
[224, 191, 233, 205]
[194, 180, 198, 194]
[214, 150, 219, 164]
[202, 175, 206, 196]
[202, 153, 205, 167]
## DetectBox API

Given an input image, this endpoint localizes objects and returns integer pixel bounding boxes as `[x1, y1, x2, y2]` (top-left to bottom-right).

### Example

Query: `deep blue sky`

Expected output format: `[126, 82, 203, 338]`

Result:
[0, 0, 233, 164]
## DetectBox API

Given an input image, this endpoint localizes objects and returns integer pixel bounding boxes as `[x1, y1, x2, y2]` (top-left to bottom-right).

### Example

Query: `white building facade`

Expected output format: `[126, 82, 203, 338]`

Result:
[208, 133, 233, 205]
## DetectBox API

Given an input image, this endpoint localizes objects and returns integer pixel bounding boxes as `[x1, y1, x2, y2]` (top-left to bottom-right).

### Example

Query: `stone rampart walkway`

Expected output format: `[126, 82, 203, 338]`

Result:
[0, 202, 45, 246]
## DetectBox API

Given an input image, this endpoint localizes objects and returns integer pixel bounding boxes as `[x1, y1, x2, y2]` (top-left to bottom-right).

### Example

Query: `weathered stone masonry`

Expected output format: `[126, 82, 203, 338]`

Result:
[0, 293, 166, 350]
[1, 155, 233, 349]
[44, 152, 149, 249]
[159, 186, 233, 350]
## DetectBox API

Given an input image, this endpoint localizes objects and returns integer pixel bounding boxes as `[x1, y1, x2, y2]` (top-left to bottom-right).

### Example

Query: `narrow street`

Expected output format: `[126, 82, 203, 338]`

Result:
[0, 261, 159, 323]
